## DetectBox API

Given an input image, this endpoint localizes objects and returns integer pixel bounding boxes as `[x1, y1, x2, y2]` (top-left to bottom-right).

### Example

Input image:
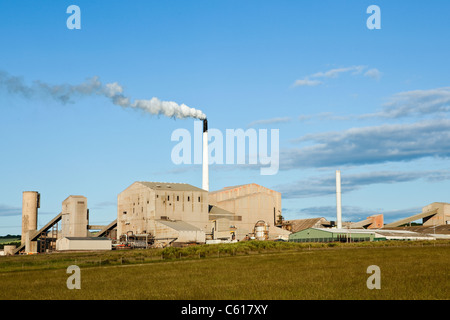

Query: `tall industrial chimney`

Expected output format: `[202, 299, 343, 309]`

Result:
[336, 170, 342, 229]
[202, 118, 209, 191]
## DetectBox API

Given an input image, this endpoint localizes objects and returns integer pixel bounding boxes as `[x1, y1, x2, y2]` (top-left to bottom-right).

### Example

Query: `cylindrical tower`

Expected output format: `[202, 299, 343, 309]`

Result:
[21, 191, 39, 245]
[336, 170, 342, 229]
[202, 118, 209, 191]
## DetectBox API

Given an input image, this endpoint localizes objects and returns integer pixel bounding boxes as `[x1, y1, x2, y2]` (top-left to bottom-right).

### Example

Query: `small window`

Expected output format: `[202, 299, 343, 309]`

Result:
[177, 196, 179, 201]
[123, 211, 127, 215]
[168, 195, 170, 201]
[198, 197, 201, 202]
[187, 196, 190, 201]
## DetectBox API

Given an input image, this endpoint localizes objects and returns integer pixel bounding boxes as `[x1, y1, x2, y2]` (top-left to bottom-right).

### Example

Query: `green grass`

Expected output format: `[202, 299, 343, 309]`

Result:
[0, 240, 449, 300]
[0, 236, 20, 249]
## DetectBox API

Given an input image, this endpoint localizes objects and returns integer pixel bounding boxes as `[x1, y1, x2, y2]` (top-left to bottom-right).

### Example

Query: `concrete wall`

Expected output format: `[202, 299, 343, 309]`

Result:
[117, 182, 155, 236]
[367, 214, 384, 229]
[153, 188, 209, 230]
[61, 196, 89, 238]
[209, 184, 282, 240]
[117, 182, 209, 239]
[56, 237, 111, 251]
[210, 218, 235, 240]
[3, 245, 16, 256]
[422, 202, 450, 226]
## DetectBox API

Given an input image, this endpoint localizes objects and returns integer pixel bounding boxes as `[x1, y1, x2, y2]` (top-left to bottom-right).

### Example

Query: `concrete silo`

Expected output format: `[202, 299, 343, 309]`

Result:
[21, 191, 40, 253]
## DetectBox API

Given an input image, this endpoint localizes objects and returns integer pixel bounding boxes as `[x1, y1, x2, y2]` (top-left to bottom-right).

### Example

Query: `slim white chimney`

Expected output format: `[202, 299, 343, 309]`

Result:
[336, 170, 342, 229]
[202, 119, 209, 191]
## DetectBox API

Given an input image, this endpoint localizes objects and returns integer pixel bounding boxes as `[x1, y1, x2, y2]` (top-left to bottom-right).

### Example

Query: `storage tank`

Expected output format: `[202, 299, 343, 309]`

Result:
[254, 220, 268, 240]
[21, 191, 39, 245]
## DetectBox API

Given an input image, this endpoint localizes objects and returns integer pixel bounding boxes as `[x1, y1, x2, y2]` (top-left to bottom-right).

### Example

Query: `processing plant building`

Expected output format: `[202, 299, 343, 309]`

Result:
[116, 181, 291, 247]
[117, 181, 209, 247]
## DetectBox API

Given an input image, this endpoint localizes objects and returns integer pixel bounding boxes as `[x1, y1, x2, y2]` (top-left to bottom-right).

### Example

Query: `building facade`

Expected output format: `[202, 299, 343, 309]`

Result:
[117, 182, 209, 245]
[208, 183, 289, 240]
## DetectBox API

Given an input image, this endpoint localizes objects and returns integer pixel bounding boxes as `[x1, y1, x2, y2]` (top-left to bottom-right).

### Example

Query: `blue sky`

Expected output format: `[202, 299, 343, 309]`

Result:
[1, 0, 450, 235]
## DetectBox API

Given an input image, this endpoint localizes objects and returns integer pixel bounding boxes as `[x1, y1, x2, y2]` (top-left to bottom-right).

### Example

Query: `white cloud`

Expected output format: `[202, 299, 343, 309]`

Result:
[361, 86, 450, 119]
[283, 119, 450, 169]
[364, 68, 382, 80]
[276, 169, 450, 199]
[247, 117, 292, 128]
[292, 65, 380, 88]
[311, 65, 366, 78]
[292, 79, 323, 87]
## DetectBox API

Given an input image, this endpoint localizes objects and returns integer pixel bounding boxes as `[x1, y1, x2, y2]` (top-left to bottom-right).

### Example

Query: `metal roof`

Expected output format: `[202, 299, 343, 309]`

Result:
[307, 227, 436, 239]
[283, 218, 328, 233]
[156, 219, 203, 232]
[137, 181, 206, 192]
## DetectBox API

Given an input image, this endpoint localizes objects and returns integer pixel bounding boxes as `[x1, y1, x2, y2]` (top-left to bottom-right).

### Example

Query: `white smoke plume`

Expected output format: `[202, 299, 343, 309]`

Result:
[0, 70, 206, 120]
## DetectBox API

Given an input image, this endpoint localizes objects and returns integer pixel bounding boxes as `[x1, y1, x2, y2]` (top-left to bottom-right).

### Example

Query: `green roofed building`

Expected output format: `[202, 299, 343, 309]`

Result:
[288, 227, 436, 243]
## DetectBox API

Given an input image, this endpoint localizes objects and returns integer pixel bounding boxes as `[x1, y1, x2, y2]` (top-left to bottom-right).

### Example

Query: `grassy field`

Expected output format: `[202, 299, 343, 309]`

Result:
[0, 240, 448, 300]
[0, 235, 20, 249]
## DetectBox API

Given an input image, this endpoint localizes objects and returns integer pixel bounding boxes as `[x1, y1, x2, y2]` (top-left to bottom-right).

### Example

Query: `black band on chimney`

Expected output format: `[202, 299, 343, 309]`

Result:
[203, 118, 208, 132]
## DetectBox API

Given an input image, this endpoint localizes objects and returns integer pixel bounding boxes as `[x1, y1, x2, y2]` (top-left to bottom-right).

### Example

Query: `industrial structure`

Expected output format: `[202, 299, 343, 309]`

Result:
[117, 181, 209, 247]
[384, 202, 450, 228]
[3, 165, 450, 255]
[289, 227, 437, 243]
[208, 183, 289, 241]
[115, 181, 290, 247]
[8, 180, 290, 254]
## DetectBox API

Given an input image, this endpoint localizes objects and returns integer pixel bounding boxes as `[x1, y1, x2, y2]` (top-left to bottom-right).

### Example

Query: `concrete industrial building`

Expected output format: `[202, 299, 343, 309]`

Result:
[15, 192, 110, 254]
[117, 181, 209, 247]
[60, 195, 89, 238]
[116, 181, 290, 246]
[208, 183, 290, 240]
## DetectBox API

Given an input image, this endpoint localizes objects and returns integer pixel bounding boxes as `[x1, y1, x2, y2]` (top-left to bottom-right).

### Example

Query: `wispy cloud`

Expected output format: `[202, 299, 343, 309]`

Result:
[364, 68, 382, 80]
[310, 65, 366, 79]
[276, 170, 450, 199]
[247, 117, 292, 128]
[283, 119, 450, 169]
[294, 86, 450, 123]
[289, 205, 422, 224]
[361, 86, 450, 119]
[90, 201, 116, 210]
[292, 65, 381, 88]
[0, 205, 21, 217]
[291, 79, 323, 87]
